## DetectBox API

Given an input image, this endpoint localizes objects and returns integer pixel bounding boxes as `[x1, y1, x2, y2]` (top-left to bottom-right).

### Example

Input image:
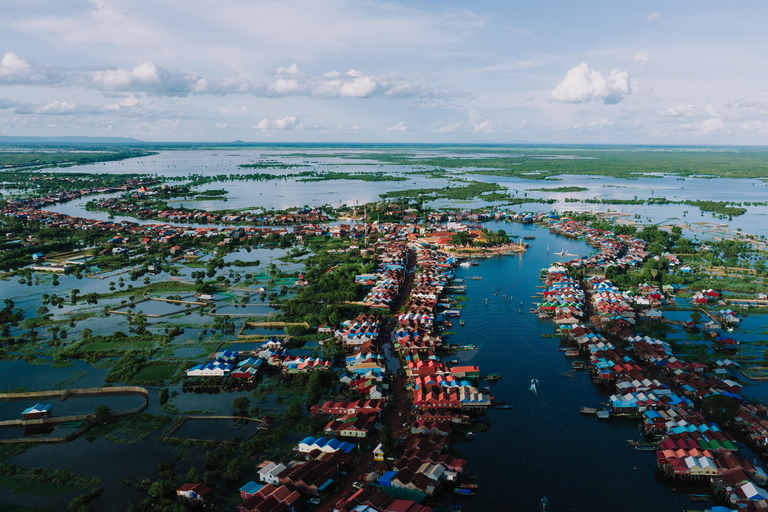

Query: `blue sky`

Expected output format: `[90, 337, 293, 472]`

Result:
[0, 0, 766, 144]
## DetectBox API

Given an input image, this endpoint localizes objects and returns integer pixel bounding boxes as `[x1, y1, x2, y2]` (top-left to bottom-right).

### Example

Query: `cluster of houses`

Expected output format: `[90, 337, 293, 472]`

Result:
[694, 289, 722, 305]
[354, 247, 482, 499]
[3, 179, 156, 213]
[513, 208, 768, 507]
[537, 265, 585, 325]
[185, 346, 330, 379]
[547, 218, 650, 272]
[393, 249, 455, 355]
[89, 193, 330, 226]
[549, 258, 768, 506]
[358, 243, 409, 308]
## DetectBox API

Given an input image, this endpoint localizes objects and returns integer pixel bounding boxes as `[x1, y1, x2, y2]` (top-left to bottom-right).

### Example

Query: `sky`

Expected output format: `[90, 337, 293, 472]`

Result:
[0, 0, 767, 144]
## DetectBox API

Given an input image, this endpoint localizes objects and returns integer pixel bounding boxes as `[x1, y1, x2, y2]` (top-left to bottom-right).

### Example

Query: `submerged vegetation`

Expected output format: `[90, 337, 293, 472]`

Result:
[378, 180, 510, 201]
[278, 146, 768, 180]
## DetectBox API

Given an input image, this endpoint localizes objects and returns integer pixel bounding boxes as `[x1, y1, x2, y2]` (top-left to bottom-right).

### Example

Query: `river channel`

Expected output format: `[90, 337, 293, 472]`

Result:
[443, 222, 694, 511]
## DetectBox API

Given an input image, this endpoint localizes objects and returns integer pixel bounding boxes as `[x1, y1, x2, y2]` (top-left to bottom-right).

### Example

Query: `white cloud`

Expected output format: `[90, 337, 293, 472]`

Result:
[656, 105, 695, 117]
[276, 63, 300, 75]
[270, 79, 301, 95]
[469, 109, 494, 132]
[564, 118, 613, 131]
[253, 115, 302, 130]
[634, 52, 651, 64]
[647, 12, 662, 22]
[438, 110, 494, 133]
[698, 117, 725, 134]
[313, 69, 379, 98]
[0, 52, 30, 77]
[92, 62, 199, 94]
[0, 51, 62, 85]
[587, 118, 612, 129]
[0, 50, 449, 103]
[0, 98, 19, 109]
[706, 104, 719, 117]
[438, 122, 462, 133]
[551, 63, 632, 104]
[386, 121, 409, 131]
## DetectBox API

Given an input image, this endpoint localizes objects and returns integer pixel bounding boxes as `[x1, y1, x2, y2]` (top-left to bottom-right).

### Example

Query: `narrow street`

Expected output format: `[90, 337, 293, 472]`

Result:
[314, 245, 417, 512]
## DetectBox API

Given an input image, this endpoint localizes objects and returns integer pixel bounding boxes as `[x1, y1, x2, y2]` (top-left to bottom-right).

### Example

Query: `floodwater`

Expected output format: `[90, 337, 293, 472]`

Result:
[43, 148, 768, 240]
[3, 148, 768, 509]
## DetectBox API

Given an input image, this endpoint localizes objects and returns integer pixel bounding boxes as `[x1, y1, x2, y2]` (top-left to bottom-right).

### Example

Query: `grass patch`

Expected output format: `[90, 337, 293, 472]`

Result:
[131, 364, 177, 384]
[79, 340, 155, 352]
[0, 475, 75, 497]
[0, 504, 53, 512]
[0, 445, 30, 462]
[527, 186, 589, 192]
[105, 414, 171, 444]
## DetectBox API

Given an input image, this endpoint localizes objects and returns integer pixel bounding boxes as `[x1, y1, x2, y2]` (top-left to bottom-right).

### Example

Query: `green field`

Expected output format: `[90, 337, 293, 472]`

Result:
[0, 476, 75, 497]
[0, 150, 153, 169]
[79, 340, 155, 352]
[0, 504, 52, 512]
[288, 147, 768, 180]
[130, 364, 177, 384]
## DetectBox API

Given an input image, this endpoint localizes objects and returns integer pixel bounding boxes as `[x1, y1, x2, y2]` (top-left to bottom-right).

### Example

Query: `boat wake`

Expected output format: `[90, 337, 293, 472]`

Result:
[529, 384, 601, 505]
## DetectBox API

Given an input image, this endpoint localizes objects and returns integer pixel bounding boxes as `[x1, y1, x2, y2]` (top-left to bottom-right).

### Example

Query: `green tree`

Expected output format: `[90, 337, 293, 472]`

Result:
[451, 231, 473, 247]
[285, 402, 303, 422]
[93, 405, 112, 423]
[701, 394, 738, 425]
[379, 425, 395, 456]
[185, 466, 200, 484]
[232, 396, 250, 415]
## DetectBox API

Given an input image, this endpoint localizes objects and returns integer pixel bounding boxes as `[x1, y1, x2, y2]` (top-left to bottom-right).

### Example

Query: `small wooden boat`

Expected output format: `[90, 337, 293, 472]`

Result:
[580, 407, 597, 415]
[484, 373, 502, 382]
[459, 320, 465, 326]
[572, 361, 586, 370]
[688, 494, 710, 502]
[627, 440, 657, 448]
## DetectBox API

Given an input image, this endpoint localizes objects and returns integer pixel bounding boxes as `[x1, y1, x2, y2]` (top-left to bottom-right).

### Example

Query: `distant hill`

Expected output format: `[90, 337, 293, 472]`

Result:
[0, 136, 144, 144]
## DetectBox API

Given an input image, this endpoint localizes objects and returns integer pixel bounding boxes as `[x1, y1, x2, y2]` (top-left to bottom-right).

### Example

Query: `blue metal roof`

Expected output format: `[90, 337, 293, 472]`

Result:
[22, 403, 51, 415]
[239, 481, 264, 495]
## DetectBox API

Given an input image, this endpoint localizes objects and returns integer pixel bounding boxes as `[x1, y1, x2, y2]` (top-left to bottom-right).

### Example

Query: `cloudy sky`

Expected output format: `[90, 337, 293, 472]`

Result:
[0, 0, 766, 144]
